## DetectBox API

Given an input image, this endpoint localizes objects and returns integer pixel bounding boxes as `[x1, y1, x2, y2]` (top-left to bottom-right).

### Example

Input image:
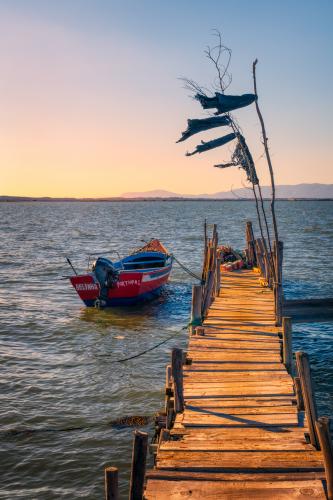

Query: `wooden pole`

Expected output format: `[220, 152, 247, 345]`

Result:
[296, 351, 319, 449]
[190, 284, 202, 333]
[255, 239, 264, 275]
[129, 430, 148, 500]
[259, 238, 272, 286]
[215, 258, 222, 296]
[164, 364, 172, 413]
[158, 428, 170, 446]
[202, 269, 214, 316]
[246, 221, 256, 266]
[252, 59, 279, 246]
[196, 326, 205, 336]
[282, 317, 292, 374]
[294, 376, 304, 411]
[315, 417, 333, 500]
[274, 240, 284, 326]
[202, 220, 208, 282]
[104, 467, 119, 500]
[171, 348, 184, 413]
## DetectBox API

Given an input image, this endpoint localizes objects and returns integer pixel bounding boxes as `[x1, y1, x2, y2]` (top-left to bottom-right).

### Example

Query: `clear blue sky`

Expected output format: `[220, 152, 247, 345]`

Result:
[1, 0, 332, 196]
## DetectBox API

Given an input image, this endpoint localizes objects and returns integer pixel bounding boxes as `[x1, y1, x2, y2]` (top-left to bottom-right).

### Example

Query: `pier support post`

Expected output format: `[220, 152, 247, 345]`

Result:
[104, 467, 119, 500]
[294, 376, 304, 411]
[129, 431, 148, 500]
[315, 417, 333, 500]
[190, 285, 202, 333]
[296, 351, 319, 448]
[255, 239, 264, 275]
[171, 348, 184, 413]
[246, 221, 256, 266]
[274, 240, 284, 326]
[215, 258, 222, 297]
[282, 317, 292, 374]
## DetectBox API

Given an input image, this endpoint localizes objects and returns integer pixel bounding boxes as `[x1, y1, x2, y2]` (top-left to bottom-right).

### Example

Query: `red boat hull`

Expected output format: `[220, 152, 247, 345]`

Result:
[70, 264, 172, 307]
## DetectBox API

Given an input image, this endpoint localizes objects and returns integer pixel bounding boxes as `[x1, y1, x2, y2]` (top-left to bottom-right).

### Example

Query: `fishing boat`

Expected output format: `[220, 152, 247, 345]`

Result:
[69, 239, 173, 307]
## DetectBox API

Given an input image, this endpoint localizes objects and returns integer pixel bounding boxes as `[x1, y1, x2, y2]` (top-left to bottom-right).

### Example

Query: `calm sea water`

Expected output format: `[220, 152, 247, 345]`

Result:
[1, 200, 332, 499]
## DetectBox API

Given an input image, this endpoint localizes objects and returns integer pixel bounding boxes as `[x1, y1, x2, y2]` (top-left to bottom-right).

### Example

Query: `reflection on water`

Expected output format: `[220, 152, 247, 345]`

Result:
[0, 200, 332, 499]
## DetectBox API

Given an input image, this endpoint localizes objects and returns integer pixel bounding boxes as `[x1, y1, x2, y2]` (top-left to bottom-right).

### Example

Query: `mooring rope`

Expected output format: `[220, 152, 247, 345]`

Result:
[172, 255, 204, 283]
[96, 324, 188, 363]
[3, 416, 154, 437]
[3, 326, 189, 437]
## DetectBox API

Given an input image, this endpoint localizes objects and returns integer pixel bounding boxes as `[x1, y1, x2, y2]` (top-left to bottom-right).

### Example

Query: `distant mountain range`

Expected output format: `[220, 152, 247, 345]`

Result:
[121, 184, 333, 199]
[1, 184, 332, 202]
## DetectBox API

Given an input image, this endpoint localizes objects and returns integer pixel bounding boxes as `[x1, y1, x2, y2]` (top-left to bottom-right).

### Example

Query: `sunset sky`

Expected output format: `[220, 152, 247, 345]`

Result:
[0, 0, 332, 197]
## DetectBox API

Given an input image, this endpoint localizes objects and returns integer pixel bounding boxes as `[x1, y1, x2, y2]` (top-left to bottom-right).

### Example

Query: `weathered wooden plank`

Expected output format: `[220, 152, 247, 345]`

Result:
[185, 363, 285, 371]
[169, 427, 307, 439]
[145, 479, 327, 499]
[156, 450, 324, 471]
[183, 405, 298, 415]
[183, 372, 291, 382]
[184, 397, 295, 407]
[146, 469, 326, 482]
[160, 437, 312, 451]
[179, 412, 299, 427]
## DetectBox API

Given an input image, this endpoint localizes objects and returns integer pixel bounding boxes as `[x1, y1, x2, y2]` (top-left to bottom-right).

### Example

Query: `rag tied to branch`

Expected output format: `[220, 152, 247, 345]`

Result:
[177, 90, 259, 185]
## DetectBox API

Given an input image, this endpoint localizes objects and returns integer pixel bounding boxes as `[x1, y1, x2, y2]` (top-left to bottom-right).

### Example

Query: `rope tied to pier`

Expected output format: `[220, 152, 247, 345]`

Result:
[171, 255, 204, 284]
[96, 324, 188, 363]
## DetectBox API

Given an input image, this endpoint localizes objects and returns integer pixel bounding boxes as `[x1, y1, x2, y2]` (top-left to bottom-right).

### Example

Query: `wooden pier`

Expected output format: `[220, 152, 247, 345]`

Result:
[105, 223, 333, 499]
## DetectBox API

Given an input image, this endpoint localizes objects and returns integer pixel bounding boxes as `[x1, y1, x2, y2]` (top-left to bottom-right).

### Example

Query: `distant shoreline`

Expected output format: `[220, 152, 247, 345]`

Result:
[1, 197, 332, 202]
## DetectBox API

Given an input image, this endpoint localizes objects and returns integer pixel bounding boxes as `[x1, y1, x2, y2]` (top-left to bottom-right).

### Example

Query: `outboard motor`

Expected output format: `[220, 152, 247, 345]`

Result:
[92, 257, 119, 289]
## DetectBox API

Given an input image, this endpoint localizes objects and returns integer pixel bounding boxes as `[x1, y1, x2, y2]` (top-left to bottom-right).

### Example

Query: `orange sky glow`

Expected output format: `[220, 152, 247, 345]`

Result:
[0, 2, 332, 197]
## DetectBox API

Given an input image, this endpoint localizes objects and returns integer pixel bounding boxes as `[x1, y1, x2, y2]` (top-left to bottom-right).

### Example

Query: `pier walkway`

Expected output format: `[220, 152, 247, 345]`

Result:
[144, 269, 327, 499]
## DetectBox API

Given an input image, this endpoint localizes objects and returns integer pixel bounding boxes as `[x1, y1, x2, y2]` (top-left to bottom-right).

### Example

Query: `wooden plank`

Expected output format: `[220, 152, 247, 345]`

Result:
[183, 405, 298, 415]
[145, 479, 327, 499]
[160, 438, 312, 452]
[187, 351, 282, 361]
[184, 397, 295, 407]
[185, 363, 286, 371]
[146, 470, 327, 482]
[156, 450, 324, 471]
[169, 427, 307, 439]
[183, 372, 291, 382]
[178, 413, 299, 427]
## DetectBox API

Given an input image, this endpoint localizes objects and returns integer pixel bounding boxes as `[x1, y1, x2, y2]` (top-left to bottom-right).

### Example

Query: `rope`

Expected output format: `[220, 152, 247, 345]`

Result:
[3, 416, 154, 437]
[172, 255, 204, 283]
[96, 325, 188, 363]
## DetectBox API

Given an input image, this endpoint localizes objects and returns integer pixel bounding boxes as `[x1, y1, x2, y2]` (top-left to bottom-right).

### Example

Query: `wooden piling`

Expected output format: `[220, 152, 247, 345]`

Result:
[296, 351, 319, 448]
[171, 348, 184, 413]
[255, 239, 264, 275]
[202, 269, 215, 317]
[104, 467, 118, 500]
[274, 240, 284, 326]
[158, 428, 170, 446]
[294, 376, 305, 411]
[315, 417, 333, 500]
[129, 431, 148, 500]
[190, 285, 202, 332]
[245, 221, 256, 266]
[215, 258, 222, 297]
[282, 316, 292, 374]
[195, 326, 205, 336]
